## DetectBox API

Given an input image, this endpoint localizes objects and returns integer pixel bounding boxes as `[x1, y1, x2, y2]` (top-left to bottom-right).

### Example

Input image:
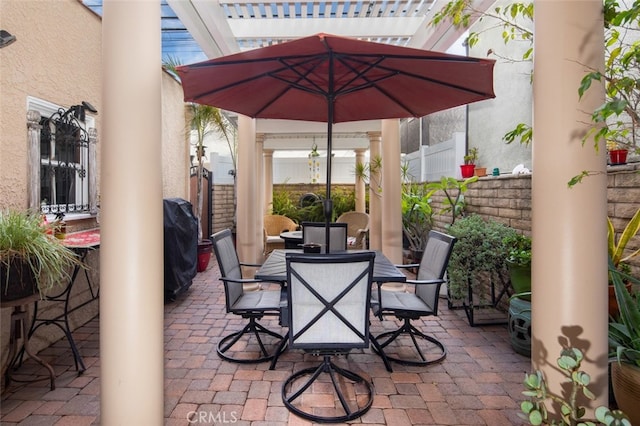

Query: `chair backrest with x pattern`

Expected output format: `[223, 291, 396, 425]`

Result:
[285, 252, 375, 351]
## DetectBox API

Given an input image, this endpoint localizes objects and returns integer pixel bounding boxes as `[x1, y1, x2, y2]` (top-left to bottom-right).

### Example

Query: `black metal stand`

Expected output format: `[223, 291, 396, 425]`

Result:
[463, 274, 511, 327]
[2, 296, 56, 390]
[20, 245, 99, 374]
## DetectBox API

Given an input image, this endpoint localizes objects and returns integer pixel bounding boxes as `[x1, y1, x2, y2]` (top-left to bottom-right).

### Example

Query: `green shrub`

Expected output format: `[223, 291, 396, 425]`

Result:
[447, 215, 516, 303]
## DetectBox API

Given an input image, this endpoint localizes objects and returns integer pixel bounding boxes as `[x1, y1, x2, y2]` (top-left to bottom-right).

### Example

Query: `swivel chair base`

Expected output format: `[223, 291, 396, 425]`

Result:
[282, 355, 373, 423]
[373, 318, 446, 366]
[217, 317, 285, 363]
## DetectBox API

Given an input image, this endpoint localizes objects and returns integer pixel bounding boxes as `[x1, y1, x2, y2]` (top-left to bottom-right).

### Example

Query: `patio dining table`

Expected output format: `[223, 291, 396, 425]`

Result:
[256, 249, 406, 372]
[255, 249, 407, 284]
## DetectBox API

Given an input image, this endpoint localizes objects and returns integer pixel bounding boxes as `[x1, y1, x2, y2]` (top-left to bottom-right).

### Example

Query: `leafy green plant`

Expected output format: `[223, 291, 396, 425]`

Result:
[464, 147, 479, 165]
[0, 210, 80, 298]
[607, 208, 640, 274]
[505, 233, 532, 266]
[520, 347, 630, 425]
[446, 215, 514, 302]
[401, 181, 434, 252]
[609, 259, 640, 368]
[425, 175, 478, 225]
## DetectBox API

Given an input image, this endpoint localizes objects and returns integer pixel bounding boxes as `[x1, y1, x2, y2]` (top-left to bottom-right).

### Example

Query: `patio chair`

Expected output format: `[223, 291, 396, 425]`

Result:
[371, 230, 456, 366]
[301, 221, 347, 253]
[211, 229, 286, 363]
[263, 215, 298, 254]
[336, 211, 369, 249]
[280, 252, 376, 423]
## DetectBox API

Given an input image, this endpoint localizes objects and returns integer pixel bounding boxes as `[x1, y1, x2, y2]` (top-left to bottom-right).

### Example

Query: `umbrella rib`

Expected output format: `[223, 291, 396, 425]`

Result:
[189, 55, 328, 106]
[252, 56, 332, 116]
[340, 54, 494, 98]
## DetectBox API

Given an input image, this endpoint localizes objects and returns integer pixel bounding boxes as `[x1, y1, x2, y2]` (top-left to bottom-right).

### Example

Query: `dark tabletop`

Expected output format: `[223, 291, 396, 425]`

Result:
[255, 249, 407, 283]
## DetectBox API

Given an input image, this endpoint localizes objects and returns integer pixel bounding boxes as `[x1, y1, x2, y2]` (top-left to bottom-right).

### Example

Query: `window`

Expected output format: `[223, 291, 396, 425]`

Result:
[27, 97, 97, 216]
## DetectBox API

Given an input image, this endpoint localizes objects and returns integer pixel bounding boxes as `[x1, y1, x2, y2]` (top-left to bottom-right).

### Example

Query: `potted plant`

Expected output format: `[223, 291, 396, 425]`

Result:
[1, 210, 80, 301]
[401, 181, 434, 261]
[460, 147, 478, 178]
[607, 140, 629, 165]
[446, 215, 513, 321]
[520, 346, 630, 425]
[504, 233, 532, 297]
[607, 208, 640, 317]
[609, 262, 640, 425]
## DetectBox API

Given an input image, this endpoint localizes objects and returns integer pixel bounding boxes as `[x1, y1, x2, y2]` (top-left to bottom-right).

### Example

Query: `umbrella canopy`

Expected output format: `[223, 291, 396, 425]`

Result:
[177, 33, 495, 250]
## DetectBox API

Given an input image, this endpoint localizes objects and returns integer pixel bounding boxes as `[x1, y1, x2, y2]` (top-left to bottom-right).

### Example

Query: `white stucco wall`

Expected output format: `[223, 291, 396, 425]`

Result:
[467, 0, 534, 173]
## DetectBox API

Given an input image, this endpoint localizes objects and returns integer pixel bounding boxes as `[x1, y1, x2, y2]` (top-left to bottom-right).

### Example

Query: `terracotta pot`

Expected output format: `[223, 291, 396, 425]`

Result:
[474, 167, 487, 177]
[609, 149, 628, 165]
[460, 164, 475, 178]
[611, 362, 640, 424]
[197, 239, 213, 272]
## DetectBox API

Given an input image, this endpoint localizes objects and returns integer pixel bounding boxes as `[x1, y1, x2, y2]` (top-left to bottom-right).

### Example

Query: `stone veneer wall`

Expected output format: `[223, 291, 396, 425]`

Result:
[211, 164, 640, 272]
[208, 163, 640, 314]
[428, 163, 640, 275]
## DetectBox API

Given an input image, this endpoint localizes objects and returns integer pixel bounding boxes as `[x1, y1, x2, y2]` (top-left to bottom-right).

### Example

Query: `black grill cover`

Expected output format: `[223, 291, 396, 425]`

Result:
[163, 198, 197, 300]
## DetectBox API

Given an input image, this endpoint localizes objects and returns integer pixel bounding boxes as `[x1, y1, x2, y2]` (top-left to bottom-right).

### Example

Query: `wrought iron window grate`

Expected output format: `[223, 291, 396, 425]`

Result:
[39, 107, 91, 214]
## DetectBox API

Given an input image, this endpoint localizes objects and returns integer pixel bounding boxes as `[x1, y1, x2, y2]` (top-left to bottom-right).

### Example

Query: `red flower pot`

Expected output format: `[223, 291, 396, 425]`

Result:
[609, 149, 628, 165]
[197, 239, 213, 272]
[460, 164, 476, 178]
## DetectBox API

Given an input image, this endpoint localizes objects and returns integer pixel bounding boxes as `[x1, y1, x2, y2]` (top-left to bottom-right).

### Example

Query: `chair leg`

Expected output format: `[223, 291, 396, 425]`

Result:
[217, 317, 285, 363]
[372, 318, 446, 366]
[282, 355, 373, 423]
[269, 332, 289, 370]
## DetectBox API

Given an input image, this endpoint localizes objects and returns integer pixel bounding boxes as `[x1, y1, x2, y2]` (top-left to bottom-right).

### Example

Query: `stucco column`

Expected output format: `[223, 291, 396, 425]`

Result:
[354, 148, 366, 213]
[256, 134, 266, 216]
[532, 0, 607, 409]
[101, 2, 163, 424]
[236, 115, 260, 266]
[381, 119, 403, 264]
[367, 132, 382, 250]
[264, 149, 274, 214]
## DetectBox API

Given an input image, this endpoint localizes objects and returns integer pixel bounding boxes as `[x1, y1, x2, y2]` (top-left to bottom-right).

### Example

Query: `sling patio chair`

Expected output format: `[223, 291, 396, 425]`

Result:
[371, 230, 456, 366]
[211, 229, 287, 363]
[280, 252, 376, 423]
[301, 221, 347, 253]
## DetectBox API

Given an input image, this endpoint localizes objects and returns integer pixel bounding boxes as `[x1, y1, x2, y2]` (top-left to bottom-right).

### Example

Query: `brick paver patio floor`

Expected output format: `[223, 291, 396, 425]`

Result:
[1, 256, 530, 425]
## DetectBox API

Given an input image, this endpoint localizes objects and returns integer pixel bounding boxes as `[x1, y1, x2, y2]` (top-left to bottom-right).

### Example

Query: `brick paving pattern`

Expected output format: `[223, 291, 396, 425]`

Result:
[1, 257, 530, 425]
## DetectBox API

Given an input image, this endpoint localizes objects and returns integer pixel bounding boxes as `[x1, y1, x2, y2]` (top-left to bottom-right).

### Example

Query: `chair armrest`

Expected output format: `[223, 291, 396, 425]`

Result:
[395, 263, 419, 270]
[405, 278, 445, 286]
[220, 277, 265, 285]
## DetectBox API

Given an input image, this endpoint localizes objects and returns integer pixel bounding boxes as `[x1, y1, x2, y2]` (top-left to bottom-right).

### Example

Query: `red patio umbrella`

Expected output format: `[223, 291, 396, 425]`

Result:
[177, 33, 495, 250]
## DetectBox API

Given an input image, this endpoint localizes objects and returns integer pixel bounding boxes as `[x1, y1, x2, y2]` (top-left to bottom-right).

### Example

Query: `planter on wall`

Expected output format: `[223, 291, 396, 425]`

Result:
[474, 167, 487, 177]
[460, 164, 475, 178]
[609, 149, 628, 165]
